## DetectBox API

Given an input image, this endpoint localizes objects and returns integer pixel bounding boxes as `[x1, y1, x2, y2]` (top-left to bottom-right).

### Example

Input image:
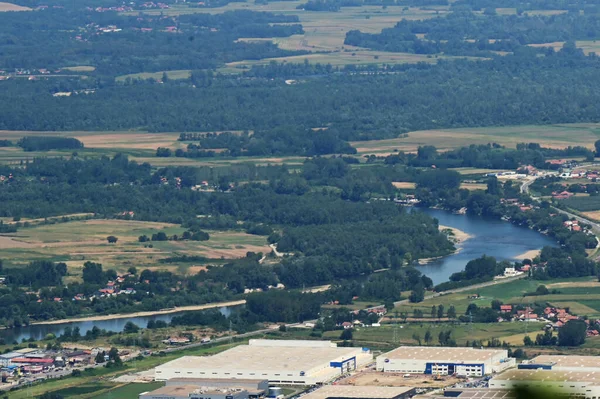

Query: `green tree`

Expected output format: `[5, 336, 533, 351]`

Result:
[82, 261, 104, 284]
[437, 304, 444, 320]
[412, 332, 421, 345]
[107, 235, 118, 244]
[340, 328, 353, 340]
[523, 335, 534, 346]
[430, 305, 436, 319]
[424, 330, 432, 345]
[447, 305, 456, 320]
[558, 320, 587, 346]
[409, 284, 425, 303]
[123, 321, 140, 334]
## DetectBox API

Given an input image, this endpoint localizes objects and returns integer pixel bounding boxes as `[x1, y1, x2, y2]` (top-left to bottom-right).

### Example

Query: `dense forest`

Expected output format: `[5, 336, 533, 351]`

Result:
[1, 50, 600, 138]
[345, 10, 600, 55]
[0, 9, 303, 74]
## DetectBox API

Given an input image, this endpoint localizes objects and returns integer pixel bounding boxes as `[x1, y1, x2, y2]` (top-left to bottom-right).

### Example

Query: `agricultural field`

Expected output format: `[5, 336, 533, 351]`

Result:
[91, 382, 165, 399]
[351, 123, 600, 155]
[460, 182, 488, 191]
[528, 40, 600, 55]
[123, 1, 465, 69]
[563, 196, 600, 212]
[394, 277, 600, 317]
[0, 129, 309, 167]
[116, 70, 192, 82]
[0, 219, 270, 276]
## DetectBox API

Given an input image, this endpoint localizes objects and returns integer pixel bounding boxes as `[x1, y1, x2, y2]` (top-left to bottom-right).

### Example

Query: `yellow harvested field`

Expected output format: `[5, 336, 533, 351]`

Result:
[392, 181, 416, 189]
[0, 2, 31, 11]
[460, 182, 487, 191]
[0, 236, 35, 249]
[3, 220, 271, 273]
[75, 132, 184, 150]
[528, 40, 600, 55]
[582, 211, 600, 221]
[351, 124, 600, 154]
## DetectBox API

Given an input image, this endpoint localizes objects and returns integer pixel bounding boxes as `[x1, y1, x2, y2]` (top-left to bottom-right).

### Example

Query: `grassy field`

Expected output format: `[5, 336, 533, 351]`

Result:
[323, 322, 536, 349]
[0, 130, 311, 167]
[394, 277, 600, 316]
[92, 382, 165, 399]
[351, 123, 600, 154]
[460, 182, 488, 191]
[392, 181, 416, 189]
[0, 219, 270, 275]
[122, 1, 467, 69]
[62, 66, 97, 72]
[116, 69, 192, 82]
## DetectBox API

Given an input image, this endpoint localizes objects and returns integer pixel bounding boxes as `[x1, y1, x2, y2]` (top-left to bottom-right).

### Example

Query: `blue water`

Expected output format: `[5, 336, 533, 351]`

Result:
[0, 306, 234, 344]
[412, 208, 555, 285]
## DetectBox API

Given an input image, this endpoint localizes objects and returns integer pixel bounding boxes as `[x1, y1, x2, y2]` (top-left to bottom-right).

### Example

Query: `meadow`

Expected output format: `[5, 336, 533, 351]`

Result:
[394, 277, 600, 318]
[0, 219, 270, 276]
[351, 123, 600, 155]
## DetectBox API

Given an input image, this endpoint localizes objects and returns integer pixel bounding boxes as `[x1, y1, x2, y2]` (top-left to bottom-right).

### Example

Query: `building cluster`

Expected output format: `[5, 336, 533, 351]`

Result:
[141, 340, 600, 399]
[0, 348, 96, 375]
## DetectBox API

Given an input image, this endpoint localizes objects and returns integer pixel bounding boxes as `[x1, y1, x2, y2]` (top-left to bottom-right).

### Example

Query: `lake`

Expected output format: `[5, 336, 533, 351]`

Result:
[1, 306, 235, 344]
[413, 208, 555, 285]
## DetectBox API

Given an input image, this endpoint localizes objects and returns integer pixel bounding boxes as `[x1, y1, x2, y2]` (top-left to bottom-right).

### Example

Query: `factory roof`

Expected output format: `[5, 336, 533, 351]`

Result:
[379, 346, 506, 363]
[493, 369, 600, 383]
[0, 352, 22, 359]
[141, 385, 248, 397]
[167, 378, 267, 385]
[157, 344, 363, 373]
[529, 355, 600, 369]
[300, 385, 414, 399]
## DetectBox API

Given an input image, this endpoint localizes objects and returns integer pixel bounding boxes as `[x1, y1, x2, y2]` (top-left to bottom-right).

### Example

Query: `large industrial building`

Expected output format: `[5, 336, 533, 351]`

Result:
[519, 355, 600, 372]
[155, 340, 373, 385]
[489, 369, 600, 398]
[376, 346, 515, 377]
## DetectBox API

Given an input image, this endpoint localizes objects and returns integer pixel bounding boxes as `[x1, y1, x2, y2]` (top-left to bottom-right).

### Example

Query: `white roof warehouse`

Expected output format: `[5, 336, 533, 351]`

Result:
[155, 340, 373, 385]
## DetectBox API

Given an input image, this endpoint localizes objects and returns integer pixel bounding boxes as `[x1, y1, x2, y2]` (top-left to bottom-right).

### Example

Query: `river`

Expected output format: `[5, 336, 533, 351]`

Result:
[1, 306, 236, 344]
[413, 208, 555, 285]
[2, 209, 554, 342]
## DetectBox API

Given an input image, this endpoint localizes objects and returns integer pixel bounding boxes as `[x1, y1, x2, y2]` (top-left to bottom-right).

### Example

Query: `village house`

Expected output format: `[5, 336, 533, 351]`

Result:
[500, 305, 512, 313]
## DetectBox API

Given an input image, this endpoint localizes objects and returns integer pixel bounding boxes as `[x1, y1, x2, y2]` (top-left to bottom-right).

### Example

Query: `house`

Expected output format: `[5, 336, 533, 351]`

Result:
[521, 313, 539, 321]
[500, 305, 512, 313]
[341, 322, 352, 329]
[552, 191, 573, 200]
[503, 267, 523, 278]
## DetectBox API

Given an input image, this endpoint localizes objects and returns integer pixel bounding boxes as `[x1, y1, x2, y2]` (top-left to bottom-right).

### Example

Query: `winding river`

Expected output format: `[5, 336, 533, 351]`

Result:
[414, 208, 555, 285]
[1, 209, 555, 343]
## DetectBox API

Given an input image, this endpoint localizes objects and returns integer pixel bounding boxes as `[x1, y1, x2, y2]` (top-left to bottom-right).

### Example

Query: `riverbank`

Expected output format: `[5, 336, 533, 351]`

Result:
[514, 249, 541, 260]
[28, 300, 247, 326]
[439, 225, 472, 243]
